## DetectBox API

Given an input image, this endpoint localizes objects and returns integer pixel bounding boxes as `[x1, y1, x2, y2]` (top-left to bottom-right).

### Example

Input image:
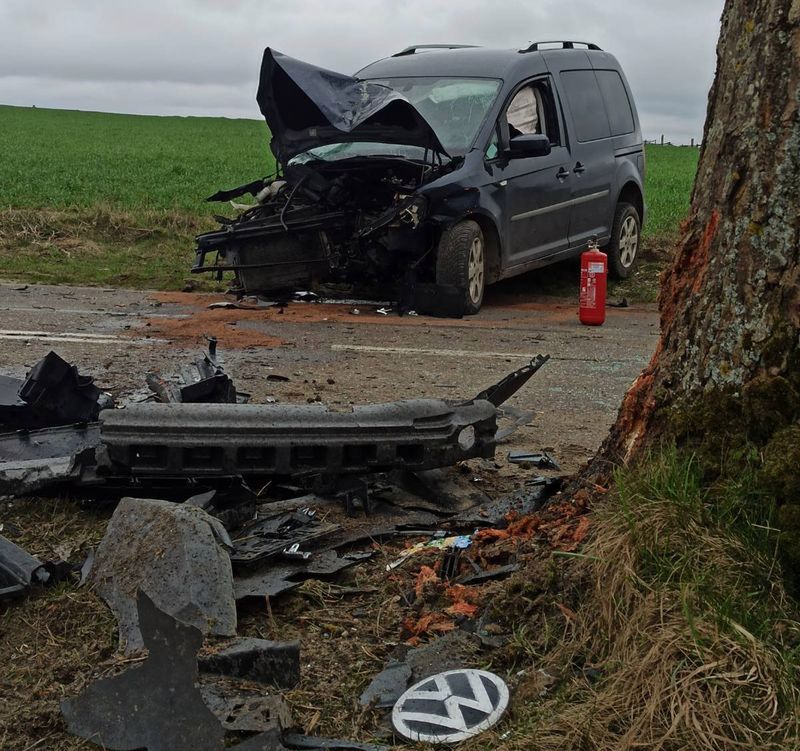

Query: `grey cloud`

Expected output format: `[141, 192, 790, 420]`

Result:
[0, 0, 724, 143]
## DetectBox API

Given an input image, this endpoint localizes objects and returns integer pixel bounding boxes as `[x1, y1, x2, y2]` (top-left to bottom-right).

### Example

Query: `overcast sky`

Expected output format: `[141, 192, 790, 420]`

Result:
[0, 1, 724, 144]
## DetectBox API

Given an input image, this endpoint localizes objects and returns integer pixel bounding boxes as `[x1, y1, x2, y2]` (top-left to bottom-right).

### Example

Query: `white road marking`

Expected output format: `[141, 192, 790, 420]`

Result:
[0, 306, 189, 318]
[0, 329, 165, 345]
[332, 344, 534, 359]
[331, 344, 644, 363]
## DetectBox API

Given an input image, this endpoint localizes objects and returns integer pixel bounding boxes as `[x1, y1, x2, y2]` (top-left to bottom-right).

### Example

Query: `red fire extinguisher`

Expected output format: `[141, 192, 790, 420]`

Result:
[579, 236, 607, 326]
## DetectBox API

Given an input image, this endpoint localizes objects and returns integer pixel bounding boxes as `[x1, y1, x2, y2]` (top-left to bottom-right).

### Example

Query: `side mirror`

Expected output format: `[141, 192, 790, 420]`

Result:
[509, 133, 551, 159]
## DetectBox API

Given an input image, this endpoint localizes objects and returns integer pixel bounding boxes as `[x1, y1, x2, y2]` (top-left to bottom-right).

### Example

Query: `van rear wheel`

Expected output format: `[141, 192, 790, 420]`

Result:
[436, 220, 485, 315]
[606, 202, 641, 280]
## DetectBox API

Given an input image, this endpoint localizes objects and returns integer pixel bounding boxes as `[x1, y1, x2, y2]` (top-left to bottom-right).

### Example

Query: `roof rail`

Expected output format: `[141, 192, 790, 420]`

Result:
[392, 44, 479, 57]
[520, 40, 602, 53]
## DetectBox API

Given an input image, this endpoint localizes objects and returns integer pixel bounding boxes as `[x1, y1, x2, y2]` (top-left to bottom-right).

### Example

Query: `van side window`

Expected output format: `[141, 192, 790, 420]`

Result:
[595, 70, 635, 136]
[559, 70, 612, 142]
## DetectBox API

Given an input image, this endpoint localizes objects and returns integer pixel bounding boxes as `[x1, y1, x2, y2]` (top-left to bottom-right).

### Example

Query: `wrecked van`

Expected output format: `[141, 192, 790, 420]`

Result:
[193, 42, 645, 315]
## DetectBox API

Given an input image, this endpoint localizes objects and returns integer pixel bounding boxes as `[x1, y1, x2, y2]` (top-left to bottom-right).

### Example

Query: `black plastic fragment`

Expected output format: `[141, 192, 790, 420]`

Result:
[359, 660, 412, 708]
[146, 341, 247, 405]
[0, 352, 110, 430]
[199, 638, 301, 689]
[508, 450, 560, 469]
[61, 591, 281, 751]
[471, 354, 550, 407]
[0, 534, 49, 600]
[207, 178, 268, 203]
[283, 734, 390, 751]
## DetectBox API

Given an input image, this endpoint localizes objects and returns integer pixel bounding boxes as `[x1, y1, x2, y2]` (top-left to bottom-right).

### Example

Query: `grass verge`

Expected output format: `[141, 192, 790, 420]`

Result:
[0, 206, 223, 290]
[476, 445, 800, 750]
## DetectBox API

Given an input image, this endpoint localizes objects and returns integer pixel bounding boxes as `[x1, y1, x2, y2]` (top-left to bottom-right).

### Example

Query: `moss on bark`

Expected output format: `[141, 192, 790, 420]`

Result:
[742, 375, 799, 443]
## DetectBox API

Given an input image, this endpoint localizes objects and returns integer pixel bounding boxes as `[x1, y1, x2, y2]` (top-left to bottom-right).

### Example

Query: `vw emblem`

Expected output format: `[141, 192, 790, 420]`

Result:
[392, 668, 509, 744]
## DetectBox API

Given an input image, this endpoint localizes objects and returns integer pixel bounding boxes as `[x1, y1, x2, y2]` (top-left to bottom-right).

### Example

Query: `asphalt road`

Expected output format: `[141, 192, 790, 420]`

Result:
[0, 282, 659, 477]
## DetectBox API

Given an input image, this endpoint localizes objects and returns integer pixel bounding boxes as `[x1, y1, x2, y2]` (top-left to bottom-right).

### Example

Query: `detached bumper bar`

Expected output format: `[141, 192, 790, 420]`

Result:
[100, 399, 497, 478]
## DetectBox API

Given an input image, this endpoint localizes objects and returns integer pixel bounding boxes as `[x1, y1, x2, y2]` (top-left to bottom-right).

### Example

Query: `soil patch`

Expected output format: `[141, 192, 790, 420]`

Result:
[137, 306, 285, 349]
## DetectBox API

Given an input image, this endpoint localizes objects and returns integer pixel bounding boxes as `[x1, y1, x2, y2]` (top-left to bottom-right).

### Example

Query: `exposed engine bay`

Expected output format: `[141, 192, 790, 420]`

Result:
[193, 155, 453, 299]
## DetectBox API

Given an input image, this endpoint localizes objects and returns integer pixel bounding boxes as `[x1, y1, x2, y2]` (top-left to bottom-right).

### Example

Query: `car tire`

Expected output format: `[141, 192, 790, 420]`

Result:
[436, 219, 485, 315]
[605, 202, 641, 280]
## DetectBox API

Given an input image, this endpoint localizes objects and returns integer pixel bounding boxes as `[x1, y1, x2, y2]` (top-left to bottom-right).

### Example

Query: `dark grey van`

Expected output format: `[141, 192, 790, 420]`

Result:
[194, 41, 645, 315]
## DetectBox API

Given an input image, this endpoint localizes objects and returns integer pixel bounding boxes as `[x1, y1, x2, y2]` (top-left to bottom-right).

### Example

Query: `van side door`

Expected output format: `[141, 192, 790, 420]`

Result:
[484, 77, 573, 267]
[555, 69, 616, 247]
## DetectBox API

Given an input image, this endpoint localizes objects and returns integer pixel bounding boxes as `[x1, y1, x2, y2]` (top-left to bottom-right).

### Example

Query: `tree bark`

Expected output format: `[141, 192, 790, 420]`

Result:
[595, 0, 800, 475]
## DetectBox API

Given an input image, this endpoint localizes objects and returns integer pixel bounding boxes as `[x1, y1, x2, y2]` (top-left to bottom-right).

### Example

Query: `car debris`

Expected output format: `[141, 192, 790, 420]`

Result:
[0, 534, 53, 600]
[471, 354, 549, 407]
[0, 351, 112, 430]
[233, 549, 373, 601]
[62, 591, 286, 751]
[391, 668, 510, 744]
[145, 338, 249, 404]
[361, 630, 484, 709]
[99, 399, 498, 480]
[0, 427, 99, 496]
[283, 734, 390, 751]
[385, 534, 471, 571]
[201, 677, 291, 734]
[229, 508, 339, 564]
[199, 637, 301, 689]
[89, 497, 237, 653]
[507, 450, 560, 470]
[387, 467, 491, 513]
[1, 353, 548, 499]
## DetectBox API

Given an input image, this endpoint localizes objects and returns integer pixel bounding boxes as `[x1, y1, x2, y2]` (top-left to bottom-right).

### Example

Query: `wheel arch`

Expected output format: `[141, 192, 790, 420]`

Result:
[617, 181, 645, 229]
[462, 212, 502, 285]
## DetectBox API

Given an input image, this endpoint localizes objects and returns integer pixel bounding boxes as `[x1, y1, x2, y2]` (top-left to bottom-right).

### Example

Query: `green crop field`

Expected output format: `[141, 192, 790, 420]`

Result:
[0, 105, 275, 212]
[0, 104, 699, 293]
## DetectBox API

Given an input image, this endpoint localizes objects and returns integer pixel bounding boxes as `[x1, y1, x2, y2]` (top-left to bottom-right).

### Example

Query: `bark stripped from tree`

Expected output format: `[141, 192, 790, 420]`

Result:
[595, 0, 800, 475]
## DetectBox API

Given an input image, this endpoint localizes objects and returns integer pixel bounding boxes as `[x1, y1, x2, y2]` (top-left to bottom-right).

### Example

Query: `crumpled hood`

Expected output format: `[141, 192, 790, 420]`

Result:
[256, 48, 448, 165]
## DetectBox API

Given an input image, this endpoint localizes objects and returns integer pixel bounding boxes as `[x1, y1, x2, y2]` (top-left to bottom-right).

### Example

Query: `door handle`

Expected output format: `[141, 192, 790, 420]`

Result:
[573, 161, 586, 174]
[556, 167, 570, 180]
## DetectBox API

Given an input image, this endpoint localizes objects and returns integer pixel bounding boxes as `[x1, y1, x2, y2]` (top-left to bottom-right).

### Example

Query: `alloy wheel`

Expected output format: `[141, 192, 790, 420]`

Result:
[467, 236, 485, 305]
[619, 215, 639, 267]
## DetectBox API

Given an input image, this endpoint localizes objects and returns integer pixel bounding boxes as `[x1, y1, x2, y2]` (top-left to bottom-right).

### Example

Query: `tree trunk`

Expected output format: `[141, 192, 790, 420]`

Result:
[595, 0, 800, 476]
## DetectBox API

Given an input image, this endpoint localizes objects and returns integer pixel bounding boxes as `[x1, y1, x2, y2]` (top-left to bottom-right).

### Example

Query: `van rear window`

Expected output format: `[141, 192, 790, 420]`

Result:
[595, 70, 635, 136]
[559, 70, 611, 142]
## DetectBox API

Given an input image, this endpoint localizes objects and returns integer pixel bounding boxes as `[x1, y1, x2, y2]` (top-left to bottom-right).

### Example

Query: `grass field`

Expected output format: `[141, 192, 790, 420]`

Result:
[0, 104, 699, 293]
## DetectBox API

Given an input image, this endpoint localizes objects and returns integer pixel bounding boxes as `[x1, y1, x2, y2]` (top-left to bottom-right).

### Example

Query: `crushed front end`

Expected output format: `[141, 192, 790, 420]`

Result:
[193, 157, 449, 296]
[192, 47, 453, 299]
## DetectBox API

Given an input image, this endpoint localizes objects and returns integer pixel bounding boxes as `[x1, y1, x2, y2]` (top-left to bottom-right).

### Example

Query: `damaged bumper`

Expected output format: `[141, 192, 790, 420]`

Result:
[100, 399, 496, 478]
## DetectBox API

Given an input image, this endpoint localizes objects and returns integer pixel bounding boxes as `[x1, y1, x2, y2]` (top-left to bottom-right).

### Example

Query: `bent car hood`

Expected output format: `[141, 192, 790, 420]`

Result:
[256, 48, 448, 165]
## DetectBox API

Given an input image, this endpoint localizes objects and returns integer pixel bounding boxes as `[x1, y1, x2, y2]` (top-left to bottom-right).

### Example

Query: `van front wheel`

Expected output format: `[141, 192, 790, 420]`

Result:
[436, 220, 485, 315]
[606, 202, 641, 280]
